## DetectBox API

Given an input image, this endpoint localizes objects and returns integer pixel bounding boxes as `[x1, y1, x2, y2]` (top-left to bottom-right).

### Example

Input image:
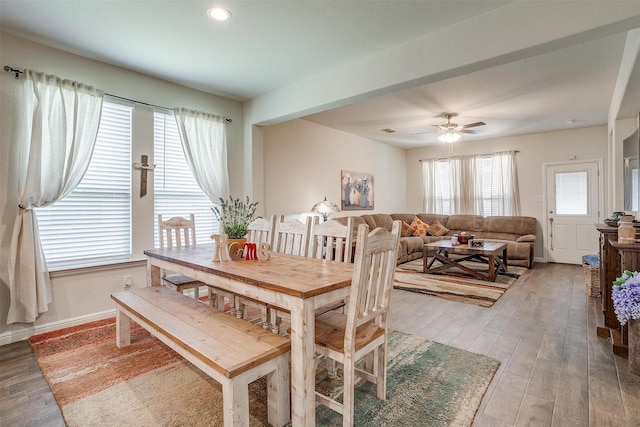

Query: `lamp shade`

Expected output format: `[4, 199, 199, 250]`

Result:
[311, 197, 340, 221]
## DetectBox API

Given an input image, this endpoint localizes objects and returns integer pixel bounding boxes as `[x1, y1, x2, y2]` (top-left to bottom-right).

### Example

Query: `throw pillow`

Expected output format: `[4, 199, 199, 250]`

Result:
[428, 220, 449, 236]
[410, 217, 429, 237]
[401, 221, 414, 237]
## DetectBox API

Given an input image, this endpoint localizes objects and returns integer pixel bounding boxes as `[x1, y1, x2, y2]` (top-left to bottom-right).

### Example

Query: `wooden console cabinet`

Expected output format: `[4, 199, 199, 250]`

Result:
[596, 225, 621, 330]
[596, 224, 639, 358]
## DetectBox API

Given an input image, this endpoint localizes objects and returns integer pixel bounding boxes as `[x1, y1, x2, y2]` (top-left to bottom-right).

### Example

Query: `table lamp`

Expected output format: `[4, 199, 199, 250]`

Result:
[311, 197, 340, 222]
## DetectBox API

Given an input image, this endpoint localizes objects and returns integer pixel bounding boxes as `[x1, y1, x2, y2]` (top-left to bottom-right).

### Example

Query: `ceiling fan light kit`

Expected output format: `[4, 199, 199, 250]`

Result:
[439, 132, 461, 143]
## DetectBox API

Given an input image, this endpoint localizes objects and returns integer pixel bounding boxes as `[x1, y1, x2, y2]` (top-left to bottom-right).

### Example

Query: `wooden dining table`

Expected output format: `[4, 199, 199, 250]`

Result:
[144, 244, 354, 426]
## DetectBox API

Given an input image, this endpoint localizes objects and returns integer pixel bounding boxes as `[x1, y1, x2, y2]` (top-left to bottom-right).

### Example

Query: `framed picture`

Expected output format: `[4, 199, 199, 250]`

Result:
[341, 170, 374, 210]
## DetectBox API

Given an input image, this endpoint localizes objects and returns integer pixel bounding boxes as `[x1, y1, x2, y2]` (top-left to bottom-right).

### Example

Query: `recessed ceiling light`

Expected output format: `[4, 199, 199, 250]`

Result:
[207, 6, 231, 21]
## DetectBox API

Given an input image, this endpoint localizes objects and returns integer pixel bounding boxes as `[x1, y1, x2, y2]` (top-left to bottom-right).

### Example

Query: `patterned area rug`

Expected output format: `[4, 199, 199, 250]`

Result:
[394, 259, 527, 307]
[30, 317, 499, 426]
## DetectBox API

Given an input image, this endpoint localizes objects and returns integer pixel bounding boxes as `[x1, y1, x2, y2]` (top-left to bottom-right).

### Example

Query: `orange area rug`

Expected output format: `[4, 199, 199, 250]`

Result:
[30, 316, 500, 426]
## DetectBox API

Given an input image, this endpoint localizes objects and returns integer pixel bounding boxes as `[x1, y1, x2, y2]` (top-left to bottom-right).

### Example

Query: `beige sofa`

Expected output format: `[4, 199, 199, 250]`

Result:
[334, 213, 537, 268]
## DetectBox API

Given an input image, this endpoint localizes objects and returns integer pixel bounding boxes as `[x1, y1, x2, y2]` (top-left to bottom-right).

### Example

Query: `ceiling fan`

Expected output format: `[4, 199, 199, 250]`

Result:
[412, 113, 486, 143]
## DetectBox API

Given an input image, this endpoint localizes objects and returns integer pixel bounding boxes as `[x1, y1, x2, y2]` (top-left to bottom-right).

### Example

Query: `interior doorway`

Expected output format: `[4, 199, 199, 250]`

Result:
[543, 160, 603, 264]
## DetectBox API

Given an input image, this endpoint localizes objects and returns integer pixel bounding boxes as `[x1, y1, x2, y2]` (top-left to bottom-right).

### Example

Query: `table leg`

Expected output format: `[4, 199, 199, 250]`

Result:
[502, 247, 508, 271]
[115, 307, 131, 348]
[289, 299, 316, 427]
[148, 259, 161, 287]
[488, 254, 496, 282]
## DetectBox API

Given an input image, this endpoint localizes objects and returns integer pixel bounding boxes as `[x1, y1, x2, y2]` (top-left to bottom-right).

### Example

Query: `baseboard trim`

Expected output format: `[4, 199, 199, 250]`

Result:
[0, 309, 116, 346]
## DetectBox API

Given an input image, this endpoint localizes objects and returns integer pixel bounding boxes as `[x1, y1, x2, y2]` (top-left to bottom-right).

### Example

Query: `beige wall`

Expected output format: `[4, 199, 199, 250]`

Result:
[0, 34, 244, 342]
[262, 119, 406, 218]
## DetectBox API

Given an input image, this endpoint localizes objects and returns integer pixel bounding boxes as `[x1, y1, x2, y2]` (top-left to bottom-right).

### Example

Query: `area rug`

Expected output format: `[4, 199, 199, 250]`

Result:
[394, 259, 527, 307]
[30, 317, 500, 426]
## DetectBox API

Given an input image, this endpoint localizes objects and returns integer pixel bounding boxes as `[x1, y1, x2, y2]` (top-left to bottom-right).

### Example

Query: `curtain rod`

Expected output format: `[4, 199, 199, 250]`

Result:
[419, 150, 520, 162]
[3, 65, 232, 123]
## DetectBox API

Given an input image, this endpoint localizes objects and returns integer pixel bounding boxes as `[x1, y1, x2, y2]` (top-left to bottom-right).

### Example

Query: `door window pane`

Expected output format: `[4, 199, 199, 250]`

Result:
[555, 171, 587, 215]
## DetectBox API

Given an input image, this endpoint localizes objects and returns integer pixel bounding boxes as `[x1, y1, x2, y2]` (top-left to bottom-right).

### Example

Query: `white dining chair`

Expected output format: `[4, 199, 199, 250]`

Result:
[234, 215, 281, 325]
[272, 216, 316, 257]
[157, 214, 205, 300]
[309, 216, 355, 262]
[267, 216, 317, 333]
[314, 220, 401, 426]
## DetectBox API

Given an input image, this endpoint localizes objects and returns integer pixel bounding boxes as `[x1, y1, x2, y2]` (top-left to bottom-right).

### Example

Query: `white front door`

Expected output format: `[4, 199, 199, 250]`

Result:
[544, 161, 602, 264]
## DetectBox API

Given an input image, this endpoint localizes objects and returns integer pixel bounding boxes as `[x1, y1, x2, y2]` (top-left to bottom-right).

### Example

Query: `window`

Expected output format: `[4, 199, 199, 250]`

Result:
[555, 171, 588, 215]
[422, 151, 520, 216]
[38, 101, 132, 268]
[153, 111, 217, 246]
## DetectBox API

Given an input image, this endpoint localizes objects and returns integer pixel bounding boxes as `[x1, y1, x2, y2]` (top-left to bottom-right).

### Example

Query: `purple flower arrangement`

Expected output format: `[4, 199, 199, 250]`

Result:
[612, 270, 640, 325]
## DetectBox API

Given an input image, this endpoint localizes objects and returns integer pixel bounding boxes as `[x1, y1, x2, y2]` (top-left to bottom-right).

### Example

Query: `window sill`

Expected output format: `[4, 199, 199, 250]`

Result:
[49, 258, 147, 278]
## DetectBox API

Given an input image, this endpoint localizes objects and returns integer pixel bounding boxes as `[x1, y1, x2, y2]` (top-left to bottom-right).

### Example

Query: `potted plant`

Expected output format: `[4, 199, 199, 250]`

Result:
[212, 196, 259, 241]
[612, 270, 640, 375]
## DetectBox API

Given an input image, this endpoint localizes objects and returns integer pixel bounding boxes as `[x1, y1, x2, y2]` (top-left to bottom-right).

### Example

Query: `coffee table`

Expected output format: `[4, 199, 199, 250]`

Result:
[423, 240, 508, 282]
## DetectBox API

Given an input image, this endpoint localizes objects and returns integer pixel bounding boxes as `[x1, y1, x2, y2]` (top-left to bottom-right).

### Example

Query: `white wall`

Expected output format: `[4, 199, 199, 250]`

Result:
[262, 119, 406, 218]
[0, 33, 244, 342]
[405, 125, 610, 259]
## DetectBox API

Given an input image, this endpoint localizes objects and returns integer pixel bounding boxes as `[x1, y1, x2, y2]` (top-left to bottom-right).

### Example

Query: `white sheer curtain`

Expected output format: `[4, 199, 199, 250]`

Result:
[422, 159, 445, 213]
[490, 150, 521, 215]
[173, 108, 230, 203]
[451, 155, 484, 215]
[421, 150, 520, 216]
[8, 70, 104, 323]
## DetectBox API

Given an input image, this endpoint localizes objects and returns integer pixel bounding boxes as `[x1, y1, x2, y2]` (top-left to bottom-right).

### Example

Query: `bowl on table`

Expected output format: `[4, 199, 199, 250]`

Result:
[454, 233, 475, 244]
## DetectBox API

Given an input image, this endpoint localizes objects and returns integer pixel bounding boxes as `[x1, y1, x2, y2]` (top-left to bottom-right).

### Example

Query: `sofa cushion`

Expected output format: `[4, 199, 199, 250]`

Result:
[360, 214, 394, 231]
[428, 219, 449, 236]
[445, 215, 484, 232]
[401, 221, 414, 237]
[410, 216, 429, 236]
[483, 216, 536, 236]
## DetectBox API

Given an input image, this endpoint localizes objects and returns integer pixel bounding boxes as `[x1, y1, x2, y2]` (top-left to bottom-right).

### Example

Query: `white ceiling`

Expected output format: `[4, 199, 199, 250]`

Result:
[1, 0, 639, 149]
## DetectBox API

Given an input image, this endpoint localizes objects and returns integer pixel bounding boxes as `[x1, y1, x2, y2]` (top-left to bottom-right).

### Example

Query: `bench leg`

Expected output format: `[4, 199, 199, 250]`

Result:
[267, 354, 291, 427]
[115, 307, 131, 348]
[222, 379, 249, 427]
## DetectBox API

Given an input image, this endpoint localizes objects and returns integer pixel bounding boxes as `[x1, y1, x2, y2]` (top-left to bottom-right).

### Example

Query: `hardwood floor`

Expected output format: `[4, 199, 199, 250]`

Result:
[389, 262, 640, 426]
[1, 262, 639, 426]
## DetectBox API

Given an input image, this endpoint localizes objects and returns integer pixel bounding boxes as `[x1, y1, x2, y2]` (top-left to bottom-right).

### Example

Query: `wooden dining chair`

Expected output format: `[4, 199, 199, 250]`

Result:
[157, 214, 205, 300]
[314, 220, 401, 426]
[246, 215, 280, 247]
[233, 215, 281, 325]
[309, 216, 355, 263]
[273, 216, 316, 257]
[267, 216, 317, 333]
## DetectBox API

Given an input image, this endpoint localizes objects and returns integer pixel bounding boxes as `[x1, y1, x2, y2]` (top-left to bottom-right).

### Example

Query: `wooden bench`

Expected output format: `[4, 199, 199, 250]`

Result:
[111, 286, 290, 427]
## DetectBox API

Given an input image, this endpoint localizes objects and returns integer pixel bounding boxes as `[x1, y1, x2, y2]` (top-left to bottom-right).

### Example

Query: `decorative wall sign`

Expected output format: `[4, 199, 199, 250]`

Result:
[341, 170, 374, 210]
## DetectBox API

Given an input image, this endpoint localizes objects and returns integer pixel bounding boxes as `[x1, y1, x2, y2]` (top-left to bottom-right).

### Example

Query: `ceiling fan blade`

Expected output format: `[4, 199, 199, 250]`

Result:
[459, 129, 482, 134]
[410, 129, 438, 135]
[461, 121, 486, 129]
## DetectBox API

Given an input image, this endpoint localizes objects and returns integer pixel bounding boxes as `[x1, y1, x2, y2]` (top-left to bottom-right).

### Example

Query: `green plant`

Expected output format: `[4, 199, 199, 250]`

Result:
[211, 196, 258, 239]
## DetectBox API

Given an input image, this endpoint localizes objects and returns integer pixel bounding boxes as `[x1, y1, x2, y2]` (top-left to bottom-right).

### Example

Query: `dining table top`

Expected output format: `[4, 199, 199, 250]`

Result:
[144, 244, 354, 299]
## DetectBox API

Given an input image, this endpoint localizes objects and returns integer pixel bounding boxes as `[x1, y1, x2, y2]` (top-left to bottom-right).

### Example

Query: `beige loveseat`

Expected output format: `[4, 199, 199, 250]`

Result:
[334, 213, 537, 268]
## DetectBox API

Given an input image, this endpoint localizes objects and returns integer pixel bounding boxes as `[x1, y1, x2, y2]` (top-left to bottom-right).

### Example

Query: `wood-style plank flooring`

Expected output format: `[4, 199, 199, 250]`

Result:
[1, 262, 639, 426]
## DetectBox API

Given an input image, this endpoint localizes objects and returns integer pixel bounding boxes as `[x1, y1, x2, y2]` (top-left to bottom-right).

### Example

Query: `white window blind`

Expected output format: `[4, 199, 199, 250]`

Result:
[555, 171, 588, 215]
[153, 111, 218, 246]
[38, 101, 132, 268]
